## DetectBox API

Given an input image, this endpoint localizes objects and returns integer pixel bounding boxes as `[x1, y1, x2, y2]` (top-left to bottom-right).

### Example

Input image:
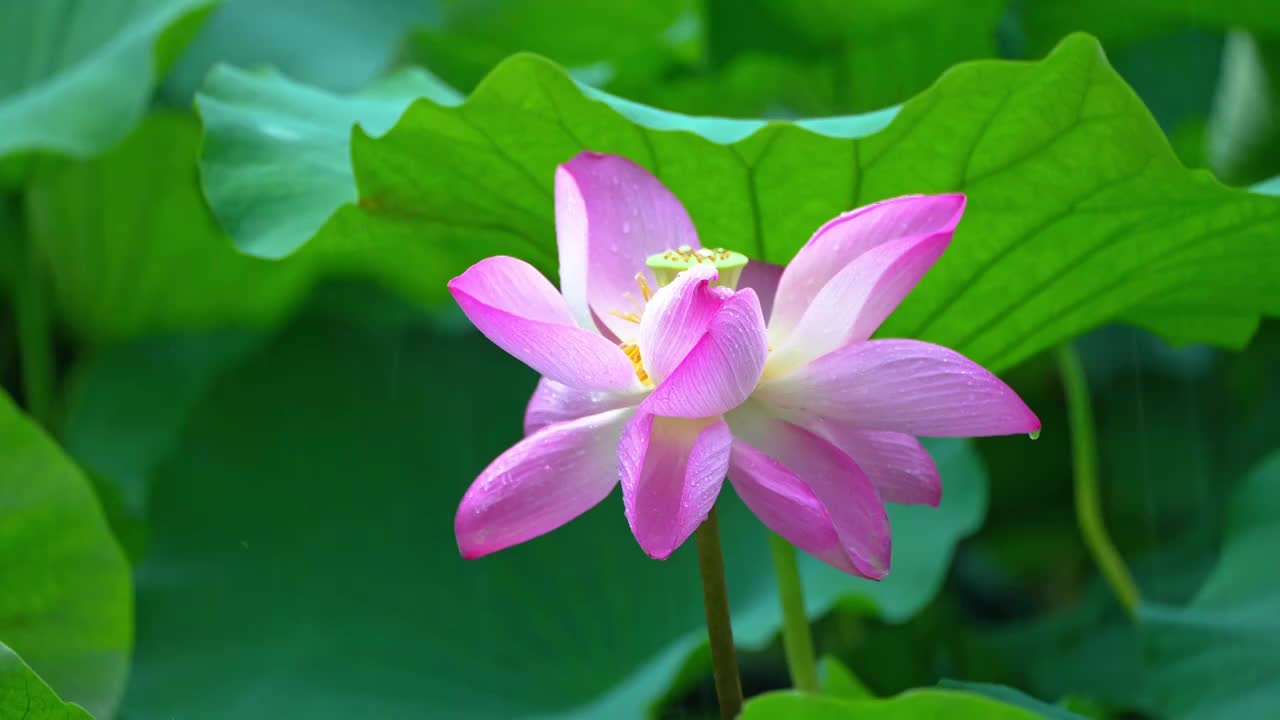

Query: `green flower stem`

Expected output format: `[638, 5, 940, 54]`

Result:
[5, 194, 53, 427]
[694, 505, 743, 720]
[1056, 342, 1141, 618]
[768, 533, 820, 693]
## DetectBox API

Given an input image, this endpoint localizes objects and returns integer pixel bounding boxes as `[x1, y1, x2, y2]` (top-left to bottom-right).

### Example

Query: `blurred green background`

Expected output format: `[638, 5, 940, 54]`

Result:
[1, 1, 1279, 718]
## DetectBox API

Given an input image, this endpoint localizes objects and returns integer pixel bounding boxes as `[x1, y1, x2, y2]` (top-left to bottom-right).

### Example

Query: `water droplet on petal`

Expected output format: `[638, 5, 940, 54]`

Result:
[1028, 430, 1040, 440]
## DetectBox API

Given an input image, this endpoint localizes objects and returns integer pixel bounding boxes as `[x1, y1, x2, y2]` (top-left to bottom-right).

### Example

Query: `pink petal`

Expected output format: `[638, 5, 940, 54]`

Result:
[456, 407, 633, 558]
[638, 265, 728, 384]
[449, 256, 640, 391]
[769, 194, 966, 342]
[641, 288, 769, 418]
[524, 377, 645, 435]
[766, 231, 953, 377]
[555, 152, 700, 340]
[815, 423, 941, 506]
[757, 339, 1041, 437]
[619, 413, 732, 560]
[737, 259, 784, 323]
[727, 402, 891, 578]
[727, 440, 858, 575]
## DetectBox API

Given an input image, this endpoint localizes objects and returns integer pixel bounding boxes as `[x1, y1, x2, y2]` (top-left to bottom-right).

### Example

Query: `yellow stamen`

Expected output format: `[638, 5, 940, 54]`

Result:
[620, 342, 650, 384]
[608, 274, 657, 325]
[608, 309, 642, 324]
[636, 273, 654, 302]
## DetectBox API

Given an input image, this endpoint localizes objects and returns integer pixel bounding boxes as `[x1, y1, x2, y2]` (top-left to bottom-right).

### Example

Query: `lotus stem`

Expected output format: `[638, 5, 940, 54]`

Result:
[768, 533, 820, 692]
[695, 504, 743, 719]
[1056, 342, 1141, 618]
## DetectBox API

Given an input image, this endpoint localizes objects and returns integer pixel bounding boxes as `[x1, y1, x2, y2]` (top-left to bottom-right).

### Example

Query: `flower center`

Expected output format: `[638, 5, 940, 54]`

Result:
[645, 245, 748, 290]
[610, 246, 748, 386]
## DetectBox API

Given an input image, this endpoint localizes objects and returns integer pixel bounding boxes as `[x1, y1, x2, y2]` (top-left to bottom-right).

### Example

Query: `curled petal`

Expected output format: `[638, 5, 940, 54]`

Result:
[555, 152, 700, 340]
[619, 413, 732, 560]
[757, 339, 1041, 437]
[638, 265, 726, 384]
[769, 194, 966, 342]
[524, 377, 645, 435]
[816, 424, 941, 506]
[449, 256, 640, 391]
[641, 288, 768, 418]
[727, 403, 891, 578]
[767, 232, 952, 377]
[727, 441, 858, 574]
[456, 408, 633, 558]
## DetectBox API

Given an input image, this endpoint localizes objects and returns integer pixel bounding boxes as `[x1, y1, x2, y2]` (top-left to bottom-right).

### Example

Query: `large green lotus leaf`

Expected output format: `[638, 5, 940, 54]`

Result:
[198, 34, 1280, 373]
[0, 0, 213, 180]
[1139, 450, 1280, 719]
[197, 65, 461, 261]
[939, 680, 1087, 720]
[195, 59, 892, 264]
[101, 297, 988, 719]
[0, 643, 93, 720]
[0, 391, 132, 718]
[739, 689, 1041, 720]
[160, 0, 435, 101]
[820, 656, 873, 700]
[24, 111, 315, 344]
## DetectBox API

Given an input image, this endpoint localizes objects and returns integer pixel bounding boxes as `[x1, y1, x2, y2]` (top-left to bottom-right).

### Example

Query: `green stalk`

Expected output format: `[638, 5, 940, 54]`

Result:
[694, 505, 743, 720]
[768, 533, 820, 692]
[1056, 343, 1141, 617]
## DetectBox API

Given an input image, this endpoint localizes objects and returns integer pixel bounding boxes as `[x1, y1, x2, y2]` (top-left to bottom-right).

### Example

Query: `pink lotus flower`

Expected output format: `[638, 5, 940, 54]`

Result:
[449, 152, 1039, 578]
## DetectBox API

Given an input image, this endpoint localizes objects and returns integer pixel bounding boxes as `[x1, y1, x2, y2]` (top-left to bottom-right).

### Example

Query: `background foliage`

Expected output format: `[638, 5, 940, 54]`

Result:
[1, 1, 1278, 718]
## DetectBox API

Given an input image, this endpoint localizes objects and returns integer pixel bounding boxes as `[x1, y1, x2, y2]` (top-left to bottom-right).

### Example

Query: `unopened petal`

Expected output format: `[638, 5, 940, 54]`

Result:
[449, 256, 640, 391]
[757, 339, 1041, 437]
[641, 288, 769, 418]
[728, 402, 891, 578]
[555, 152, 700, 340]
[770, 194, 965, 342]
[524, 377, 645, 435]
[767, 232, 952, 377]
[618, 413, 732, 560]
[455, 408, 633, 558]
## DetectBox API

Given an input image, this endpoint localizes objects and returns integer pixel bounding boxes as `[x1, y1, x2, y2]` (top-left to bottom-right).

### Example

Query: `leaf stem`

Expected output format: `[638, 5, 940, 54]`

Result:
[4, 194, 54, 427]
[694, 505, 743, 720]
[767, 533, 820, 693]
[1056, 342, 1141, 618]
